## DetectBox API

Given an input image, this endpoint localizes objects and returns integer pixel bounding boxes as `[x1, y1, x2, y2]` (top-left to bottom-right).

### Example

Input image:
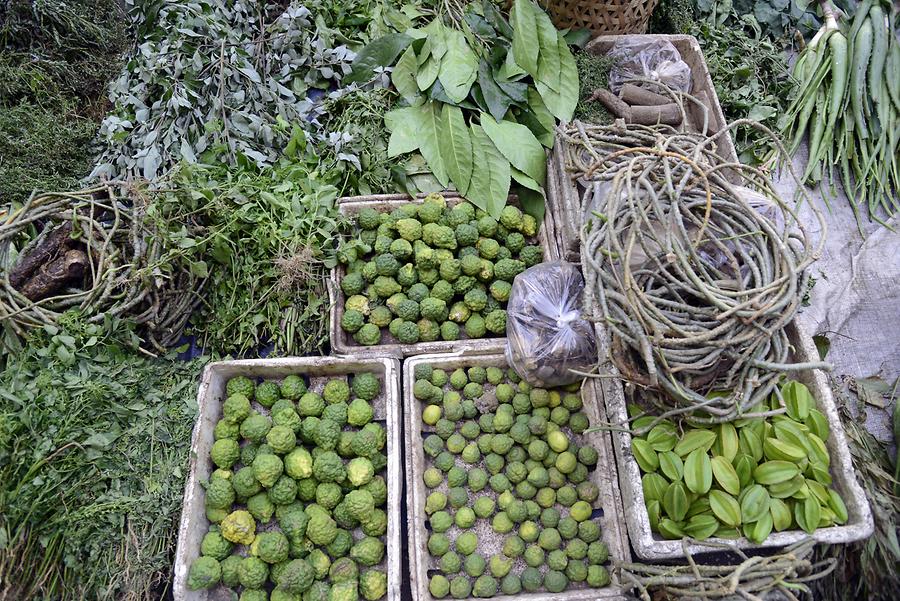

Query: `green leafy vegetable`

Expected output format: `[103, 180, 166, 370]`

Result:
[0, 314, 207, 600]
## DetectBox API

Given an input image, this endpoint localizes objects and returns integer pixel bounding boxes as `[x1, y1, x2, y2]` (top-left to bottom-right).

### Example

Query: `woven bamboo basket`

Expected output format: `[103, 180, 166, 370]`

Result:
[540, 0, 659, 35]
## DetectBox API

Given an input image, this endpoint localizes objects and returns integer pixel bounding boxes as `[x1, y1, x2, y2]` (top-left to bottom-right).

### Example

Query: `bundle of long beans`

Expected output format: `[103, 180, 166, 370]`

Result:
[0, 184, 201, 350]
[562, 109, 827, 423]
[617, 538, 837, 600]
[781, 0, 899, 224]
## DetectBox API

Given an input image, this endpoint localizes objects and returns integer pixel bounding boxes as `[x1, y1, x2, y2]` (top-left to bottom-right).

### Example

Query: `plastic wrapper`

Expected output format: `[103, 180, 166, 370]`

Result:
[608, 39, 692, 94]
[505, 261, 597, 388]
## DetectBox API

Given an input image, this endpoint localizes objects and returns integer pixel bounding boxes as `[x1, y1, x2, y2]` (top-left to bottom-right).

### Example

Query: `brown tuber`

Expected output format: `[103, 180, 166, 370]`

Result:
[18, 249, 89, 301]
[619, 83, 672, 106]
[589, 88, 683, 126]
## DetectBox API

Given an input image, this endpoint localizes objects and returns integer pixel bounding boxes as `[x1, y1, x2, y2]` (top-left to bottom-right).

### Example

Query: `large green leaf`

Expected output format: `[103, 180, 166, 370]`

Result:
[511, 0, 539, 76]
[535, 13, 561, 92]
[345, 33, 412, 84]
[417, 101, 450, 187]
[535, 32, 578, 121]
[392, 45, 421, 103]
[511, 166, 542, 191]
[438, 105, 474, 195]
[514, 186, 545, 222]
[438, 30, 479, 104]
[468, 124, 511, 218]
[385, 106, 424, 157]
[478, 60, 514, 122]
[416, 56, 440, 91]
[480, 114, 546, 186]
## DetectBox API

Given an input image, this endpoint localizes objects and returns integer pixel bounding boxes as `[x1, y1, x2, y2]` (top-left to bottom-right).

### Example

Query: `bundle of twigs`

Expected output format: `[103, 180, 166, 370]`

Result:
[562, 104, 828, 423]
[617, 538, 837, 600]
[0, 183, 202, 350]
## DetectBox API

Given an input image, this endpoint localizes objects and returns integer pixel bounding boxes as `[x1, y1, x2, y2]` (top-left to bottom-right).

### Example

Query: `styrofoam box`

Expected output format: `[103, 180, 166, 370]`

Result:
[172, 357, 402, 600]
[328, 193, 560, 358]
[404, 351, 630, 601]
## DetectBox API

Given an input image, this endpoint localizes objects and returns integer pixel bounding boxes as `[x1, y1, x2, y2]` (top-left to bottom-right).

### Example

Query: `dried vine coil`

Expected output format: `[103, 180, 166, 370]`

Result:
[561, 102, 828, 423]
[616, 537, 836, 600]
[0, 183, 202, 351]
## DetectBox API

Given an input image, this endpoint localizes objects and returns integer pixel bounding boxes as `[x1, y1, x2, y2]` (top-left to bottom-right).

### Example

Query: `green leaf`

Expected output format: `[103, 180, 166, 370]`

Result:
[516, 187, 546, 224]
[392, 45, 421, 103]
[535, 32, 578, 121]
[510, 166, 541, 191]
[498, 51, 528, 82]
[484, 0, 514, 39]
[421, 20, 448, 64]
[563, 28, 592, 48]
[438, 105, 474, 195]
[535, 12, 561, 92]
[468, 124, 511, 219]
[416, 101, 450, 187]
[385, 106, 424, 157]
[480, 114, 546, 186]
[511, 0, 540, 75]
[478, 60, 514, 122]
[346, 33, 412, 84]
[416, 56, 440, 91]
[438, 30, 479, 104]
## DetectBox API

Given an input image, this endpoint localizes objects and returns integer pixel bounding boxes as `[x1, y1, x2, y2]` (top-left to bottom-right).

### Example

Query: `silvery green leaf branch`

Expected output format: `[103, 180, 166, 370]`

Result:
[348, 0, 579, 218]
[91, 1, 357, 181]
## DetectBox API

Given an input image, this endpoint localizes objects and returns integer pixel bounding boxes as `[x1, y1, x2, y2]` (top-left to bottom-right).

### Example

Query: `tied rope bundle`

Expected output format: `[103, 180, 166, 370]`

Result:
[0, 183, 202, 350]
[561, 104, 828, 423]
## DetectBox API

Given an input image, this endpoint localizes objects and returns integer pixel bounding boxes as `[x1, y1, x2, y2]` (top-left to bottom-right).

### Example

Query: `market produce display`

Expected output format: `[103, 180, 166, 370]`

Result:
[185, 373, 389, 599]
[359, 0, 580, 216]
[561, 116, 825, 422]
[337, 193, 543, 346]
[412, 361, 611, 596]
[3, 0, 899, 599]
[781, 0, 900, 222]
[632, 381, 849, 542]
[0, 314, 208, 601]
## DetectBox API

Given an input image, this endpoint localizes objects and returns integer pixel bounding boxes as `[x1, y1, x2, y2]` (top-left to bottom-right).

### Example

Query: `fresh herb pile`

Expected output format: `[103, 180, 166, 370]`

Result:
[0, 0, 127, 203]
[337, 193, 543, 347]
[353, 0, 579, 215]
[413, 362, 610, 596]
[147, 162, 348, 356]
[91, 0, 357, 180]
[691, 21, 792, 164]
[632, 381, 849, 542]
[186, 373, 389, 600]
[0, 313, 207, 601]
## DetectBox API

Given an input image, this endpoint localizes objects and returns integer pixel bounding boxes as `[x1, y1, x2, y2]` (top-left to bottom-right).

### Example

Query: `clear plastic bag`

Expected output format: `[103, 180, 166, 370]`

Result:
[608, 39, 692, 94]
[506, 261, 597, 388]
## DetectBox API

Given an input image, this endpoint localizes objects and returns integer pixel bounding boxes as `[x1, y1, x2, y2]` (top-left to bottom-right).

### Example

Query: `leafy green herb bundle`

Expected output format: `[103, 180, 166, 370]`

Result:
[148, 163, 348, 356]
[0, 0, 127, 204]
[690, 20, 792, 165]
[352, 0, 579, 217]
[0, 313, 207, 601]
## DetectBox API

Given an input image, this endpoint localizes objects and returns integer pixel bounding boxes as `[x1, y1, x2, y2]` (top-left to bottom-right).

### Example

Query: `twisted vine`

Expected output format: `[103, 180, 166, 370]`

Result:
[616, 538, 837, 600]
[0, 183, 202, 351]
[561, 87, 828, 423]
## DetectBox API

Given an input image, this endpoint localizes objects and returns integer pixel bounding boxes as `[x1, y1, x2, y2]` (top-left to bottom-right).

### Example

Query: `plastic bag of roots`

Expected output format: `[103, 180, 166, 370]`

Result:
[506, 261, 597, 388]
[608, 39, 692, 94]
